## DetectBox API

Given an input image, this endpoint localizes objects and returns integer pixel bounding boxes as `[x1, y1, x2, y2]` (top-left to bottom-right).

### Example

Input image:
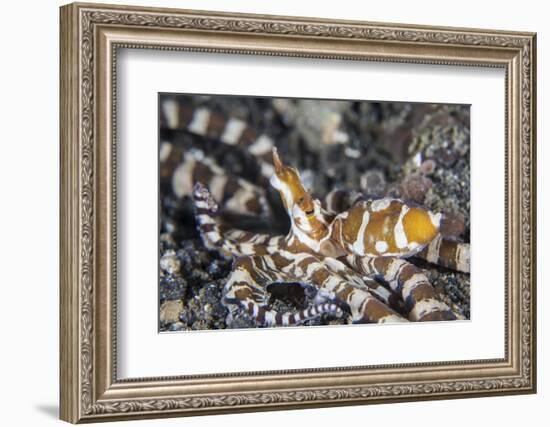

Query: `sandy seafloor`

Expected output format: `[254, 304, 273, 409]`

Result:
[158, 95, 471, 331]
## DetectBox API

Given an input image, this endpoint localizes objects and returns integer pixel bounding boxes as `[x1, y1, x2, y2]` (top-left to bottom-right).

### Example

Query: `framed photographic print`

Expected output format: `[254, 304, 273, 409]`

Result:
[59, 2, 537, 423]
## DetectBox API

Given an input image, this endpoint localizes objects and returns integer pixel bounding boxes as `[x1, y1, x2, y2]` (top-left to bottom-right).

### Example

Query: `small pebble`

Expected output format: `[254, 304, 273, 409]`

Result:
[169, 322, 186, 332]
[344, 147, 361, 158]
[402, 174, 432, 203]
[159, 275, 187, 301]
[160, 300, 184, 324]
[160, 250, 181, 274]
[420, 159, 436, 175]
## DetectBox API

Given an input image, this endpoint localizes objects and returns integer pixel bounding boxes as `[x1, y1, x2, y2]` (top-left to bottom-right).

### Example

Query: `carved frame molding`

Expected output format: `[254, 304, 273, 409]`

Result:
[60, 2, 536, 423]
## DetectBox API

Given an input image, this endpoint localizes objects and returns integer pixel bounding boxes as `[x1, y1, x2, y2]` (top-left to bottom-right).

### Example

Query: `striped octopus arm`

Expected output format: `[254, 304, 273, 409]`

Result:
[284, 254, 408, 324]
[193, 182, 284, 257]
[416, 234, 470, 273]
[161, 142, 269, 216]
[223, 256, 343, 327]
[346, 255, 457, 321]
[323, 257, 404, 314]
[160, 98, 275, 179]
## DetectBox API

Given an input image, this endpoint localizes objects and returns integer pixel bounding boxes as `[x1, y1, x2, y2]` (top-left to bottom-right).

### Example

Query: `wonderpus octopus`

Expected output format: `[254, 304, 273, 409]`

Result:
[160, 98, 470, 327]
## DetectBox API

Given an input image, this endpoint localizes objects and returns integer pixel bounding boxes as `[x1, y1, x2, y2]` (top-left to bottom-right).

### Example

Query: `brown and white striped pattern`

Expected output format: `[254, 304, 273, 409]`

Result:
[282, 254, 406, 322]
[302, 258, 407, 324]
[193, 182, 280, 256]
[346, 255, 457, 321]
[160, 99, 275, 178]
[190, 148, 468, 326]
[162, 142, 269, 216]
[223, 256, 344, 327]
[223, 254, 407, 326]
[416, 234, 470, 273]
[322, 189, 363, 214]
[194, 185, 409, 325]
[324, 191, 469, 274]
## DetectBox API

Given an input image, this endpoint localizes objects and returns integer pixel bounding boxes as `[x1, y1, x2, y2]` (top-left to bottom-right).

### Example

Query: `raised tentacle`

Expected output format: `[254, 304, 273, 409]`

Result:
[223, 256, 343, 327]
[416, 234, 470, 273]
[346, 255, 457, 321]
[160, 99, 275, 179]
[193, 182, 283, 257]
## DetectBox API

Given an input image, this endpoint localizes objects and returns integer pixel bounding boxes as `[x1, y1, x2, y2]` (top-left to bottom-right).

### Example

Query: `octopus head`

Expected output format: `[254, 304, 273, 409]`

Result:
[269, 148, 325, 236]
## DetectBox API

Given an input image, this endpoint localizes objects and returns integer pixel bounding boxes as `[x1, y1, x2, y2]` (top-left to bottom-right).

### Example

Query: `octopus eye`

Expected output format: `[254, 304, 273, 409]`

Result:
[297, 194, 315, 217]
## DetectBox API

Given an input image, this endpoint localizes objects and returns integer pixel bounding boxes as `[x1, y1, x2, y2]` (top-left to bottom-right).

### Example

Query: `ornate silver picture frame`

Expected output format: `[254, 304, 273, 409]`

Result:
[60, 2, 536, 423]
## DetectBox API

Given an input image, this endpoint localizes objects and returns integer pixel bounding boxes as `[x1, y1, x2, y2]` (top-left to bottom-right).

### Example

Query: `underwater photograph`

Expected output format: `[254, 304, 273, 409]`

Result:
[158, 94, 471, 332]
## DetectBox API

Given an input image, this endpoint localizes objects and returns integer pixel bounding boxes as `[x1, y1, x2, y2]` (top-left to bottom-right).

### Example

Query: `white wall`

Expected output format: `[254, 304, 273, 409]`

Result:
[0, 0, 546, 426]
